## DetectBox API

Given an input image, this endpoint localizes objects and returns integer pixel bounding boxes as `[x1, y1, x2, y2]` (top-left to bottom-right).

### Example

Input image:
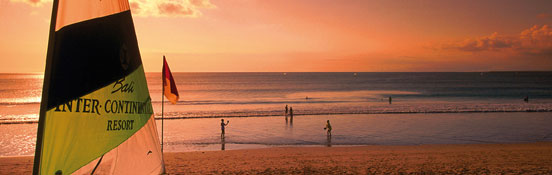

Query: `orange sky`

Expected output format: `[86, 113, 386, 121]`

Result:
[0, 0, 551, 72]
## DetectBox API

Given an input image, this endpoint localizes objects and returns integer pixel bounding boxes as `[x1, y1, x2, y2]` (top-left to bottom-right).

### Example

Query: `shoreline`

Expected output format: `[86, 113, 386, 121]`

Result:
[2, 112, 552, 157]
[2, 142, 552, 174]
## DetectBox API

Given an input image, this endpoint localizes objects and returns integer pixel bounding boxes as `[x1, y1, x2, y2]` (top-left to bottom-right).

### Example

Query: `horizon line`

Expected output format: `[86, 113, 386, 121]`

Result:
[1, 70, 551, 74]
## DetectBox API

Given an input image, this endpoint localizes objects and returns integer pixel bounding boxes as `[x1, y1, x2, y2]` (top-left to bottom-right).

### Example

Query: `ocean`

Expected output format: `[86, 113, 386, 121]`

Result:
[1, 72, 552, 156]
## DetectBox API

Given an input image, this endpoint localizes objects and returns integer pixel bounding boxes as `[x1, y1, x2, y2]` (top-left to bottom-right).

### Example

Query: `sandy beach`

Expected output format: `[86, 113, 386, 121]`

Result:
[2, 142, 551, 174]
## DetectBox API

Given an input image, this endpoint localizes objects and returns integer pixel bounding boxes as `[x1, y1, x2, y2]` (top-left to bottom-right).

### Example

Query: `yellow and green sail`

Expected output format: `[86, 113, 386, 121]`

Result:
[34, 0, 164, 174]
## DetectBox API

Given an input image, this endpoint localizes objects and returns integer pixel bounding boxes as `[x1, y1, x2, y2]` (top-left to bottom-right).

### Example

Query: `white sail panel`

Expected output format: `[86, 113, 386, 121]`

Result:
[72, 115, 164, 175]
[56, 0, 130, 31]
[109, 114, 165, 174]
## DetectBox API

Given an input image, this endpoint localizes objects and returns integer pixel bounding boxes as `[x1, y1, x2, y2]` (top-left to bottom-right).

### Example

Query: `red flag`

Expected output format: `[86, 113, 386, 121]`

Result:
[162, 56, 179, 104]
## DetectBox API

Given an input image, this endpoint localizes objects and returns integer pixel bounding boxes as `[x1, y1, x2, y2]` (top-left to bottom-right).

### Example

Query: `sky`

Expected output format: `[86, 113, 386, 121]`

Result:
[0, 0, 551, 73]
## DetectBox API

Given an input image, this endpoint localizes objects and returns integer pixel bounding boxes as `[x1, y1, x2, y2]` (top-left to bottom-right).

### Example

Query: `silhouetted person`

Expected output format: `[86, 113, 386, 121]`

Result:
[524, 96, 529, 103]
[389, 96, 392, 104]
[285, 104, 288, 115]
[220, 119, 229, 139]
[289, 107, 294, 123]
[324, 120, 332, 136]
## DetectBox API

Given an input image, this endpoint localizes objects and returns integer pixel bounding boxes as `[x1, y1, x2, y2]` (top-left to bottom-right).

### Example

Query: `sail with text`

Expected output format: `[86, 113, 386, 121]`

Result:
[33, 0, 165, 174]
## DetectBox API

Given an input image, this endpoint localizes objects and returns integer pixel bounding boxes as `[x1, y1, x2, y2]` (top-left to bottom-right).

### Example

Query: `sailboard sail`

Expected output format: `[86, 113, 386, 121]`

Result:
[33, 0, 165, 174]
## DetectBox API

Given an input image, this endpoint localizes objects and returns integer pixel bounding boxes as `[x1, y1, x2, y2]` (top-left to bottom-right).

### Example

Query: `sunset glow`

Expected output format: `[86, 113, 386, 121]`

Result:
[0, 0, 551, 72]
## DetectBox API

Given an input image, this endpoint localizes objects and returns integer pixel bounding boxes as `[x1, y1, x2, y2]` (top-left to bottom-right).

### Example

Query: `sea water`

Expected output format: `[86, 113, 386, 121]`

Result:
[160, 113, 552, 152]
[1, 72, 552, 156]
[2, 112, 552, 156]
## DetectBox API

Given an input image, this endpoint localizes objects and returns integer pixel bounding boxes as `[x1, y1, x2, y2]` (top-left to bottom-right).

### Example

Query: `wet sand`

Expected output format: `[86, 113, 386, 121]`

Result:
[2, 142, 552, 174]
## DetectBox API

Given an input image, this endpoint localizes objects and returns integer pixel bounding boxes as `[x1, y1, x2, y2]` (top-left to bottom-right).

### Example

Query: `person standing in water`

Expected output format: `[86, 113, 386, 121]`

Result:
[324, 120, 332, 136]
[289, 107, 294, 122]
[220, 119, 229, 139]
[285, 105, 289, 122]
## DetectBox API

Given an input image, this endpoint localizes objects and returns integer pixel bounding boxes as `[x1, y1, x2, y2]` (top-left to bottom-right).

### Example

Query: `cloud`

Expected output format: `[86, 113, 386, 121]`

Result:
[130, 0, 215, 17]
[446, 32, 516, 52]
[518, 25, 552, 55]
[157, 2, 197, 16]
[9, 0, 50, 6]
[444, 24, 552, 56]
[10, 0, 216, 18]
[188, 0, 215, 8]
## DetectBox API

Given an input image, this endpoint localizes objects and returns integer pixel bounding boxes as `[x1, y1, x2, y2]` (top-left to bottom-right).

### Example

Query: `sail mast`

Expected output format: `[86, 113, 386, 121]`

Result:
[33, 0, 59, 174]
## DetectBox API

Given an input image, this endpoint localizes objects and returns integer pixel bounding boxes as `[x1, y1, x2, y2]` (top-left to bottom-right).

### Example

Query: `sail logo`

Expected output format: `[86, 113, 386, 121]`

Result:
[111, 77, 135, 94]
[119, 44, 130, 70]
[107, 119, 134, 131]
[54, 98, 101, 115]
[53, 98, 153, 116]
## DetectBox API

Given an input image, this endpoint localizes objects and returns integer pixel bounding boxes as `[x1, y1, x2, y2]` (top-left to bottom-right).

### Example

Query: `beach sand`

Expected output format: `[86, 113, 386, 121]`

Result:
[2, 142, 552, 174]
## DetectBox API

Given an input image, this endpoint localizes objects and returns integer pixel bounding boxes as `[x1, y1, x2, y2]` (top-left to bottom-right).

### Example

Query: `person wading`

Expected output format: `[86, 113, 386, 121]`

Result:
[324, 120, 332, 137]
[221, 119, 229, 139]
[289, 107, 294, 123]
[285, 105, 289, 121]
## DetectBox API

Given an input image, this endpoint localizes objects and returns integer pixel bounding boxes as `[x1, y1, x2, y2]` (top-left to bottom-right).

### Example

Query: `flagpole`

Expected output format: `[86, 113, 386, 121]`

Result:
[161, 61, 165, 154]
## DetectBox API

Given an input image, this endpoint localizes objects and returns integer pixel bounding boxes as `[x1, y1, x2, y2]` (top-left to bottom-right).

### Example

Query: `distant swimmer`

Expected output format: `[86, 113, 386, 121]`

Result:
[324, 120, 332, 136]
[389, 96, 392, 104]
[220, 119, 229, 139]
[524, 96, 529, 103]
